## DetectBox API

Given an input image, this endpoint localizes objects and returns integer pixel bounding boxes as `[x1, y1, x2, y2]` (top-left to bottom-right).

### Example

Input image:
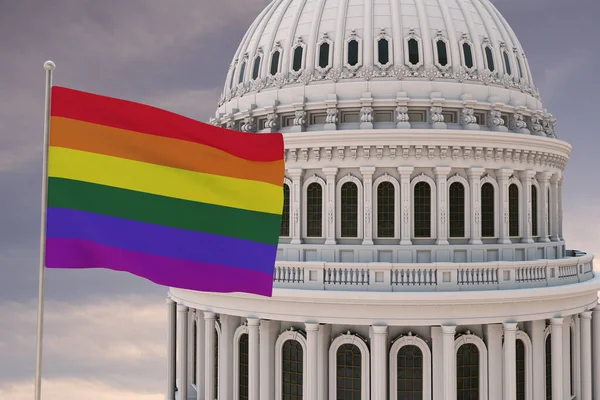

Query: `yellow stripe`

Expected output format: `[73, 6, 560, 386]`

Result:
[48, 147, 283, 215]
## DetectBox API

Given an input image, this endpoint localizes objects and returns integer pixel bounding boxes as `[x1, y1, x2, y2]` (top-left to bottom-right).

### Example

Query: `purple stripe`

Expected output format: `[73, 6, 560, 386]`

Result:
[45, 238, 274, 296]
[46, 207, 277, 274]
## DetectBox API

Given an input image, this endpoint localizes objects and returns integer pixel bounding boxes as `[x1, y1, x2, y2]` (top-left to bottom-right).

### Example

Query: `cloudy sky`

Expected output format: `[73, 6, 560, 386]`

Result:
[0, 0, 598, 398]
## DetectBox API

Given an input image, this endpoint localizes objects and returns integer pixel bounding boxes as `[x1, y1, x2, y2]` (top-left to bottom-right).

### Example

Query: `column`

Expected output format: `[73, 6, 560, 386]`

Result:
[592, 306, 600, 400]
[204, 312, 216, 400]
[485, 324, 503, 400]
[288, 168, 303, 245]
[434, 167, 452, 245]
[537, 172, 551, 243]
[549, 173, 560, 242]
[323, 167, 338, 245]
[467, 167, 485, 245]
[563, 318, 571, 400]
[177, 304, 189, 400]
[442, 324, 457, 400]
[195, 311, 205, 400]
[318, 324, 331, 400]
[520, 170, 536, 244]
[306, 323, 320, 400]
[528, 320, 546, 400]
[431, 327, 443, 399]
[550, 317, 564, 398]
[371, 325, 388, 400]
[503, 322, 518, 400]
[497, 168, 513, 244]
[558, 177, 564, 241]
[361, 166, 376, 245]
[260, 320, 277, 400]
[580, 311, 592, 400]
[247, 318, 261, 400]
[398, 167, 414, 245]
[219, 315, 236, 400]
[166, 298, 177, 400]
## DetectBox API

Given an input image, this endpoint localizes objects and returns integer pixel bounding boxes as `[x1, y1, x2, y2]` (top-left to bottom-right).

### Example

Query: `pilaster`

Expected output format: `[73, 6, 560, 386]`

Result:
[260, 320, 278, 400]
[361, 166, 376, 245]
[503, 322, 518, 400]
[306, 323, 320, 400]
[496, 169, 513, 244]
[442, 324, 457, 400]
[247, 318, 261, 400]
[558, 176, 564, 241]
[580, 311, 592, 400]
[219, 314, 237, 400]
[166, 298, 177, 400]
[520, 170, 536, 243]
[484, 323, 503, 400]
[318, 324, 331, 400]
[195, 311, 205, 399]
[550, 317, 564, 398]
[288, 168, 304, 245]
[549, 173, 561, 242]
[527, 319, 546, 400]
[537, 172, 552, 243]
[467, 168, 485, 245]
[397, 167, 414, 245]
[592, 306, 600, 400]
[323, 167, 338, 245]
[204, 312, 217, 400]
[562, 317, 571, 399]
[431, 327, 443, 399]
[371, 325, 388, 400]
[177, 304, 189, 400]
[434, 166, 452, 245]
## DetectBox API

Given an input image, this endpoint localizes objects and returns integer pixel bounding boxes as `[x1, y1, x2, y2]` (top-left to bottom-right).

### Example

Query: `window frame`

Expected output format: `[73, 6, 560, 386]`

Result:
[411, 174, 437, 240]
[459, 36, 476, 72]
[480, 176, 499, 238]
[344, 29, 363, 72]
[251, 50, 263, 81]
[454, 334, 488, 400]
[483, 43, 496, 73]
[290, 38, 307, 73]
[389, 335, 432, 400]
[336, 174, 364, 240]
[432, 32, 451, 72]
[374, 29, 393, 70]
[373, 174, 400, 239]
[303, 176, 326, 239]
[315, 32, 334, 74]
[328, 333, 370, 400]
[233, 325, 249, 400]
[405, 30, 423, 69]
[508, 180, 522, 238]
[275, 330, 308, 400]
[269, 42, 284, 76]
[280, 182, 291, 237]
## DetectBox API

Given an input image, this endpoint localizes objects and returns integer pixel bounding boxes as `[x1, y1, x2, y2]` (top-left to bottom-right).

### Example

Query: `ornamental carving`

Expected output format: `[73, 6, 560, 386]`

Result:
[403, 205, 410, 224]
[293, 202, 299, 223]
[395, 106, 409, 122]
[265, 113, 279, 129]
[509, 112, 527, 131]
[240, 116, 256, 133]
[326, 108, 339, 124]
[528, 114, 543, 134]
[365, 207, 371, 224]
[543, 115, 557, 138]
[488, 109, 504, 128]
[327, 203, 333, 223]
[293, 110, 307, 127]
[461, 107, 477, 125]
[360, 107, 373, 123]
[430, 106, 444, 124]
[225, 120, 236, 130]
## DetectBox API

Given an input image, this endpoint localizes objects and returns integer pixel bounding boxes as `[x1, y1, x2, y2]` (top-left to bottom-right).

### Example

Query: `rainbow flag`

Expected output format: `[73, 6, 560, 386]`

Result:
[45, 87, 284, 297]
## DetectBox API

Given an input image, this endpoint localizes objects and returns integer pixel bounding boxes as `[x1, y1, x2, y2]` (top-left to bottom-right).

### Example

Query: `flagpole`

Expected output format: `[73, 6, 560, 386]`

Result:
[34, 60, 55, 400]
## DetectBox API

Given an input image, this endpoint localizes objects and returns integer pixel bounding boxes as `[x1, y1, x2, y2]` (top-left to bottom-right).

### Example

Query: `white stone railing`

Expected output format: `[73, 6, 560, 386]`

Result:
[273, 252, 594, 292]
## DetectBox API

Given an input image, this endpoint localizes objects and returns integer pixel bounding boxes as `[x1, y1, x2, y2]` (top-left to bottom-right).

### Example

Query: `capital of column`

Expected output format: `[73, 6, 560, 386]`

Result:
[371, 325, 388, 334]
[305, 322, 320, 332]
[441, 324, 457, 335]
[204, 311, 217, 320]
[558, 176, 565, 185]
[177, 304, 188, 313]
[166, 296, 175, 305]
[397, 166, 414, 176]
[502, 321, 519, 332]
[550, 172, 561, 184]
[538, 171, 553, 183]
[322, 167, 338, 179]
[433, 166, 452, 177]
[287, 168, 304, 179]
[247, 317, 261, 327]
[520, 169, 536, 180]
[581, 310, 593, 320]
[550, 316, 564, 326]
[496, 168, 513, 180]
[593, 305, 600, 313]
[467, 167, 485, 178]
[359, 166, 376, 176]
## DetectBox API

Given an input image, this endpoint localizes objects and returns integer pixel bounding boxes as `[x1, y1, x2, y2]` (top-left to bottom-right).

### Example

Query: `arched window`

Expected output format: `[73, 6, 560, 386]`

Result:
[503, 51, 512, 75]
[481, 183, 495, 237]
[509, 184, 519, 237]
[545, 334, 551, 399]
[230, 65, 236, 89]
[252, 55, 262, 80]
[378, 38, 390, 65]
[436, 40, 448, 66]
[319, 42, 330, 69]
[463, 43, 474, 69]
[238, 61, 247, 84]
[408, 39, 420, 65]
[396, 345, 423, 399]
[547, 188, 550, 235]
[532, 186, 538, 237]
[270, 51, 281, 75]
[485, 47, 495, 72]
[516, 56, 524, 80]
[215, 328, 219, 396]
[293, 46, 304, 72]
[414, 182, 431, 238]
[281, 184, 290, 237]
[457, 343, 479, 399]
[377, 182, 395, 238]
[336, 344, 362, 399]
[516, 339, 525, 400]
[348, 40, 359, 66]
[282, 340, 303, 400]
[306, 183, 322, 237]
[449, 182, 465, 238]
[239, 333, 249, 400]
[341, 182, 358, 237]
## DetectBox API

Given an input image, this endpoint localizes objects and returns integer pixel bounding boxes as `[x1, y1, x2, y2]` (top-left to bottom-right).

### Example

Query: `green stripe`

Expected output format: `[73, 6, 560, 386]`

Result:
[47, 177, 282, 245]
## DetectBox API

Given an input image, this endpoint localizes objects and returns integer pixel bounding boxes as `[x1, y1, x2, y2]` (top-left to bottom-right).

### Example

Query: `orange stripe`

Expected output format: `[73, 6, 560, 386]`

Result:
[49, 117, 284, 186]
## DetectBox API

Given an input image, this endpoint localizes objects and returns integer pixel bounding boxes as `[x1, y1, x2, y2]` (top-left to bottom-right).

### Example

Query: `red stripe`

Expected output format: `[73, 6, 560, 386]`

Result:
[50, 86, 284, 163]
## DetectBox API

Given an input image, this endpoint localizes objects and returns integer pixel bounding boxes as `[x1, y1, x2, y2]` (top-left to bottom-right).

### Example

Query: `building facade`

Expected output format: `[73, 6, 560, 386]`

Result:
[166, 0, 600, 399]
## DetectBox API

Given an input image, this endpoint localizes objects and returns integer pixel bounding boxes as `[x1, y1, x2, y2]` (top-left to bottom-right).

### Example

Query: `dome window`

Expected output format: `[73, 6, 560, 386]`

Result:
[481, 182, 495, 237]
[413, 181, 431, 238]
[252, 54, 262, 80]
[340, 181, 358, 238]
[503, 51, 512, 76]
[316, 33, 333, 72]
[238, 60, 247, 84]
[344, 30, 363, 70]
[531, 185, 538, 236]
[348, 40, 359, 66]
[377, 181, 395, 238]
[449, 182, 465, 238]
[229, 63, 236, 89]
[408, 39, 420, 65]
[515, 53, 524, 80]
[378, 38, 390, 65]
[306, 182, 323, 237]
[463, 43, 474, 69]
[270, 51, 281, 75]
[436, 40, 448, 66]
[280, 184, 290, 237]
[484, 46, 495, 72]
[509, 183, 519, 236]
[318, 42, 330, 68]
[292, 46, 304, 72]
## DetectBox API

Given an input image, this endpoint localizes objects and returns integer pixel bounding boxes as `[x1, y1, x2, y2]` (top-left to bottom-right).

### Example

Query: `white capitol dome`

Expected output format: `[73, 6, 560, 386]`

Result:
[166, 1, 600, 400]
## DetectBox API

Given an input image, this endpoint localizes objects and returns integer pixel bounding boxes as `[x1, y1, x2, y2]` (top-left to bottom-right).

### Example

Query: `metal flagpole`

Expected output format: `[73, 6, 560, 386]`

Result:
[34, 60, 55, 400]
